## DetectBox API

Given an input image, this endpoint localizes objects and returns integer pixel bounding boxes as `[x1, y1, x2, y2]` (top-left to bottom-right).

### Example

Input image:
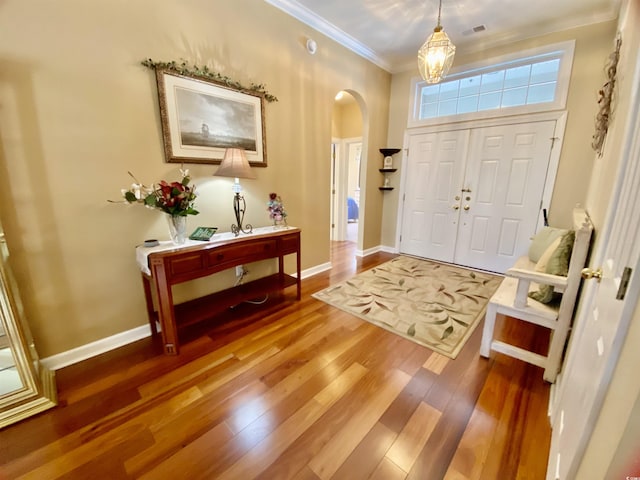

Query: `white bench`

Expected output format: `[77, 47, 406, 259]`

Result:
[480, 207, 594, 382]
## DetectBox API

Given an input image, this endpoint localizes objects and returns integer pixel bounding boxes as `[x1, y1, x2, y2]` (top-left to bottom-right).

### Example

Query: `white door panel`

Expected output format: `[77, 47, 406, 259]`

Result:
[400, 130, 469, 262]
[455, 121, 555, 272]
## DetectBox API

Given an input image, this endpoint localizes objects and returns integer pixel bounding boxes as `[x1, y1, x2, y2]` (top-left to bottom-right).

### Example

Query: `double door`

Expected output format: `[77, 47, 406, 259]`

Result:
[400, 120, 556, 273]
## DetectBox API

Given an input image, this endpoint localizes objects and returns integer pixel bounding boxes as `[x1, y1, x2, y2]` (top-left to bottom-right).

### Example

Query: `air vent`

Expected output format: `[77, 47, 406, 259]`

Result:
[462, 24, 487, 36]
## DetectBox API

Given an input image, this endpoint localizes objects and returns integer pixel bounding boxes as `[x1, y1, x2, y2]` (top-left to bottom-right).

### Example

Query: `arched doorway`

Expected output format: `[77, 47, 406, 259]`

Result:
[330, 90, 364, 245]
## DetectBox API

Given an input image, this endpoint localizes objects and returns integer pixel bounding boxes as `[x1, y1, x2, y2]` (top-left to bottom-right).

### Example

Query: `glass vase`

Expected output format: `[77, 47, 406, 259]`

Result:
[167, 215, 188, 245]
[273, 216, 287, 230]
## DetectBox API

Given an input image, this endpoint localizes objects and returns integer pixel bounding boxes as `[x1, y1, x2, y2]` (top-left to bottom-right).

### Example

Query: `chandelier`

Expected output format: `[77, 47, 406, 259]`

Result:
[417, 0, 456, 84]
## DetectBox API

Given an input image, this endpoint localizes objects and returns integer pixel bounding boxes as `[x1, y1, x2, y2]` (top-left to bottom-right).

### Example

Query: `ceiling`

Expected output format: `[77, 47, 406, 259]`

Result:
[265, 0, 621, 73]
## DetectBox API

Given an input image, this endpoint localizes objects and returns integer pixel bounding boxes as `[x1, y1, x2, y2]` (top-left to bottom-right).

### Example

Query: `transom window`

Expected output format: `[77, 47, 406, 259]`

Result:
[409, 41, 575, 126]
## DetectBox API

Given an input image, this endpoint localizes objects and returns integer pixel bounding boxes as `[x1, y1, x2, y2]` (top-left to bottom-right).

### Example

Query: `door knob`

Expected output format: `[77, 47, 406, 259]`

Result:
[452, 204, 460, 210]
[463, 205, 470, 211]
[581, 267, 603, 282]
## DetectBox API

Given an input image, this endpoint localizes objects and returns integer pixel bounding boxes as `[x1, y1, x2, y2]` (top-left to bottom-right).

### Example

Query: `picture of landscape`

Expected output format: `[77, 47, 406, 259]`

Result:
[175, 87, 257, 152]
[155, 70, 266, 165]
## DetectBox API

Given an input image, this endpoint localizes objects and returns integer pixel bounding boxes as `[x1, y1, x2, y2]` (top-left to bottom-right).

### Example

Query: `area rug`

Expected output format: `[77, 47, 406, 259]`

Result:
[312, 255, 502, 359]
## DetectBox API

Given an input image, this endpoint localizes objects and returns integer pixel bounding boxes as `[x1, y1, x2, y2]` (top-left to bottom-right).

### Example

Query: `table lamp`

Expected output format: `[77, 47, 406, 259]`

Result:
[213, 148, 256, 236]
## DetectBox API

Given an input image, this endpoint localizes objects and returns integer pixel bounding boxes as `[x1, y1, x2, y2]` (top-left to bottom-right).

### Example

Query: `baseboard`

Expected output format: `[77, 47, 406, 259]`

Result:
[357, 244, 395, 257]
[300, 262, 331, 279]
[40, 261, 335, 370]
[40, 325, 152, 371]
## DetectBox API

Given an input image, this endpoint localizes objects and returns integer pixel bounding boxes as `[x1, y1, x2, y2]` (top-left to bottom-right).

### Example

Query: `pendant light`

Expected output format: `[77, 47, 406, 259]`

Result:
[417, 0, 456, 84]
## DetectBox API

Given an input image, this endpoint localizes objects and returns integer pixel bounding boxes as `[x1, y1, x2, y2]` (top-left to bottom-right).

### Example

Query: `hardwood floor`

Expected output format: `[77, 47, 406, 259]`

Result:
[0, 241, 552, 479]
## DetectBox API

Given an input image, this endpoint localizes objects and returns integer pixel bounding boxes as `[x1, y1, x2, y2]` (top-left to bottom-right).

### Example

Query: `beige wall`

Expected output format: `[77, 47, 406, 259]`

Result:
[0, 0, 390, 356]
[383, 21, 617, 247]
[332, 98, 364, 139]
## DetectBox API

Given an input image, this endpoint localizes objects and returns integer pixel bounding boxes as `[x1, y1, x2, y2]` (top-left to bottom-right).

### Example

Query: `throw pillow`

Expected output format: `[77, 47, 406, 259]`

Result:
[529, 230, 575, 304]
[528, 227, 569, 263]
[534, 237, 562, 272]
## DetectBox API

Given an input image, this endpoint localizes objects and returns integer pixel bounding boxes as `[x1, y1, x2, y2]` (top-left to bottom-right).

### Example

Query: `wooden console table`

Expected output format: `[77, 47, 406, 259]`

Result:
[136, 227, 301, 355]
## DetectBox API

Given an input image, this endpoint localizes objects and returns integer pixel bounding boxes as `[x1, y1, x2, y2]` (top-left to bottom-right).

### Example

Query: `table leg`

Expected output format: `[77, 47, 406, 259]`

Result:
[296, 247, 301, 301]
[150, 258, 180, 355]
[141, 274, 157, 335]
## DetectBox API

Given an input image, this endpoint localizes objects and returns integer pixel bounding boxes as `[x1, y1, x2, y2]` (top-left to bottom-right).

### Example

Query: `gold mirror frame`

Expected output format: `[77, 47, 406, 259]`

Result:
[0, 233, 56, 429]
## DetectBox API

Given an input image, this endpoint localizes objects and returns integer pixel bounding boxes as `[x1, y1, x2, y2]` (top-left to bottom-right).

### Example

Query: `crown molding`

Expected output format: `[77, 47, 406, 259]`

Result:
[265, 0, 392, 72]
[395, 7, 620, 74]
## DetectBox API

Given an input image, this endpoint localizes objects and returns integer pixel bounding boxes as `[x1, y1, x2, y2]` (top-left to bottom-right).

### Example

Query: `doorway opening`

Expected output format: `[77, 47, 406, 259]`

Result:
[331, 90, 364, 245]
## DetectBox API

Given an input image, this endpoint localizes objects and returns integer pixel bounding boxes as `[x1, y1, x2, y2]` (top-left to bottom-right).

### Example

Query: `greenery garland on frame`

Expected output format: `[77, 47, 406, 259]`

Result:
[141, 58, 278, 103]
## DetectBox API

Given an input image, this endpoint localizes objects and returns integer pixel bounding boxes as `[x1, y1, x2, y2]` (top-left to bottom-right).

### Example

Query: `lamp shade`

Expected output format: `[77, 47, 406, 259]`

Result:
[213, 148, 256, 179]
[418, 26, 456, 84]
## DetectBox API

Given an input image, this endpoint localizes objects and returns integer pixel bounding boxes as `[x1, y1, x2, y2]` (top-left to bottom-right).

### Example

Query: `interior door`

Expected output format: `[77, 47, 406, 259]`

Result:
[455, 121, 556, 272]
[547, 88, 640, 480]
[400, 130, 470, 261]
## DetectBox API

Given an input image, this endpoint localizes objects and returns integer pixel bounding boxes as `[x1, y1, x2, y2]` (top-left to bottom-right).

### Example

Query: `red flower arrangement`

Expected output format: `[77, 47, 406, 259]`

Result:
[115, 169, 199, 217]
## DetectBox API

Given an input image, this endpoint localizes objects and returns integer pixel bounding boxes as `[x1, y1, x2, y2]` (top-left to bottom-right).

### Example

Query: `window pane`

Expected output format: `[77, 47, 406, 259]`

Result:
[480, 70, 505, 93]
[439, 80, 460, 101]
[412, 49, 566, 122]
[421, 85, 440, 104]
[420, 102, 438, 119]
[457, 95, 479, 114]
[504, 65, 531, 89]
[478, 91, 502, 110]
[438, 98, 458, 116]
[459, 75, 481, 96]
[530, 59, 560, 84]
[501, 87, 528, 107]
[527, 82, 556, 104]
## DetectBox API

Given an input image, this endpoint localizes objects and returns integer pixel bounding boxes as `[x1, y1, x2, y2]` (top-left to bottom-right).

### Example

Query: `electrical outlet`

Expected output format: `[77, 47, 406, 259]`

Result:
[235, 265, 244, 277]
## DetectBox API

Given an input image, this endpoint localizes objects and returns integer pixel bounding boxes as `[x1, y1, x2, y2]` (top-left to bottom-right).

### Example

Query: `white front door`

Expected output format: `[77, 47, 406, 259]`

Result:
[400, 130, 470, 262]
[547, 79, 640, 479]
[400, 119, 556, 273]
[455, 121, 556, 272]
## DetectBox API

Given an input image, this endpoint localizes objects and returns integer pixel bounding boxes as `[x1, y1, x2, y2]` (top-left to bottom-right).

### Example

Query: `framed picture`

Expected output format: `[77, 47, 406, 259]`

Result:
[383, 156, 393, 168]
[154, 69, 267, 166]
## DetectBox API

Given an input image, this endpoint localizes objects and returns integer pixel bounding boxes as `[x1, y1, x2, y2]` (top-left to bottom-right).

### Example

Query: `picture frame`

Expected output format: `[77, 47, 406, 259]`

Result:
[154, 69, 267, 166]
[383, 156, 393, 168]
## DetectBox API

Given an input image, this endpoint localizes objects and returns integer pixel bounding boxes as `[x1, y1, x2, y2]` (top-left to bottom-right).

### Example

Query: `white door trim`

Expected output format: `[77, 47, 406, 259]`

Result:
[331, 137, 362, 242]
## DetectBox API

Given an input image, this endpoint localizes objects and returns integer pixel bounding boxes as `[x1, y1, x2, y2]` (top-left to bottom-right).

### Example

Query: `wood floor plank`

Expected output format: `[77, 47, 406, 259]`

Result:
[378, 367, 438, 434]
[216, 363, 369, 480]
[225, 323, 374, 434]
[443, 357, 510, 479]
[124, 380, 267, 477]
[330, 422, 398, 480]
[369, 457, 408, 480]
[307, 368, 411, 480]
[137, 420, 235, 479]
[136, 307, 326, 396]
[423, 351, 450, 374]
[0, 242, 552, 480]
[407, 350, 492, 480]
[254, 327, 410, 480]
[385, 401, 442, 472]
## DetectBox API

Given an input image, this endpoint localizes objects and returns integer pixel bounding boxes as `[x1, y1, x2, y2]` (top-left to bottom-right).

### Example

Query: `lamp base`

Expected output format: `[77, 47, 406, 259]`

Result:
[231, 193, 252, 236]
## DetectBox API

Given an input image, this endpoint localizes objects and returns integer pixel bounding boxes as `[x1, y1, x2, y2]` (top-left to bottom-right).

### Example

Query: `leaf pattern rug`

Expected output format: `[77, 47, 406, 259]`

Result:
[312, 255, 502, 359]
